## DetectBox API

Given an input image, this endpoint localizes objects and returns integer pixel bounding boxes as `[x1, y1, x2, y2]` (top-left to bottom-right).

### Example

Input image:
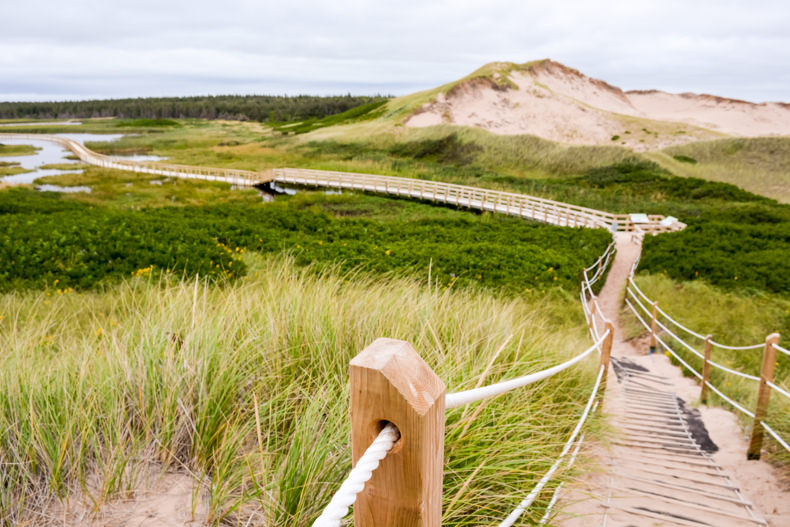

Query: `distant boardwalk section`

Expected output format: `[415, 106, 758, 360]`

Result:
[0, 133, 684, 234]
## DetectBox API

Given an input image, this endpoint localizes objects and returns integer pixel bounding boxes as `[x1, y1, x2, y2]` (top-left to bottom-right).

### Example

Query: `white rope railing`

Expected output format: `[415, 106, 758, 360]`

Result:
[311, 423, 399, 527]
[704, 381, 755, 418]
[762, 422, 790, 454]
[445, 332, 607, 409]
[653, 317, 705, 359]
[536, 400, 599, 526]
[707, 359, 761, 382]
[625, 298, 651, 333]
[767, 380, 790, 402]
[497, 365, 605, 527]
[710, 340, 764, 351]
[654, 304, 708, 341]
[772, 342, 790, 357]
[655, 334, 704, 381]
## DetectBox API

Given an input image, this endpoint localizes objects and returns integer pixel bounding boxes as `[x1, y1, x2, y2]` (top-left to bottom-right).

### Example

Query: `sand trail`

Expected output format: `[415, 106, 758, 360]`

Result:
[555, 233, 790, 526]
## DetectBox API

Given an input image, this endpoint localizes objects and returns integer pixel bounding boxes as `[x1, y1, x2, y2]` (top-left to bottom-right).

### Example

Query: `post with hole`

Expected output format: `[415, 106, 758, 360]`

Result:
[350, 338, 446, 526]
[700, 335, 713, 404]
[747, 333, 780, 460]
[649, 301, 659, 354]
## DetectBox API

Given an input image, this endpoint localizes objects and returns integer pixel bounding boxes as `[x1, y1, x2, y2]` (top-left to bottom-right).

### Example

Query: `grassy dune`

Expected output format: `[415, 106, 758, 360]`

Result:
[0, 255, 602, 525]
[652, 137, 790, 203]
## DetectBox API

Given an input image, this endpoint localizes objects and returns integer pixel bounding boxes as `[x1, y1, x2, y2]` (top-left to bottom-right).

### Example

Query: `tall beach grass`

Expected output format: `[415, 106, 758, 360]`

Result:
[0, 255, 602, 525]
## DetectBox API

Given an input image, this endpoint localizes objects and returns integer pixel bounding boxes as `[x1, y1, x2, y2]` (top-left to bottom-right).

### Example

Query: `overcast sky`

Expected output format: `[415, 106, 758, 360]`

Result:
[2, 0, 789, 103]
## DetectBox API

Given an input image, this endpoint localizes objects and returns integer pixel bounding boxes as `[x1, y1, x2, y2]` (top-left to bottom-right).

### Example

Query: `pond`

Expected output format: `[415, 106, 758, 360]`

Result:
[0, 120, 82, 127]
[0, 133, 166, 189]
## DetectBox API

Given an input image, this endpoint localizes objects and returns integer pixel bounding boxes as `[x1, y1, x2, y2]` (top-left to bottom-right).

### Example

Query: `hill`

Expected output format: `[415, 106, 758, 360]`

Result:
[399, 60, 790, 151]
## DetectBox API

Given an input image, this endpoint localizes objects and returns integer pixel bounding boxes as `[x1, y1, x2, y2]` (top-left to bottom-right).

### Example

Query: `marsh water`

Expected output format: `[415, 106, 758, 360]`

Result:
[0, 133, 166, 190]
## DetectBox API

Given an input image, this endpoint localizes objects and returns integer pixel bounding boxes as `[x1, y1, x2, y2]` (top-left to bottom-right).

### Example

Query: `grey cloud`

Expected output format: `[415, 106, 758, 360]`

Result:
[1, 0, 788, 102]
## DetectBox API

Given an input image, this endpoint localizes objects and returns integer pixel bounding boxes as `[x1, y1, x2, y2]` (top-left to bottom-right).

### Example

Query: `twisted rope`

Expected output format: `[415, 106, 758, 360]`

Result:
[445, 332, 607, 409]
[311, 423, 399, 527]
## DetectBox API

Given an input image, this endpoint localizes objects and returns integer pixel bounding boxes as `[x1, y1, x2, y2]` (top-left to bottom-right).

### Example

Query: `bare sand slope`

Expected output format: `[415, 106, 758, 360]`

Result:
[555, 233, 790, 526]
[406, 60, 790, 150]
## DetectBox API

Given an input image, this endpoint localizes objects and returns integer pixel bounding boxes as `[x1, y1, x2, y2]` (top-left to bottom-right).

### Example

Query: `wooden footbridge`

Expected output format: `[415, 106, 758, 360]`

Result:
[0, 133, 683, 235]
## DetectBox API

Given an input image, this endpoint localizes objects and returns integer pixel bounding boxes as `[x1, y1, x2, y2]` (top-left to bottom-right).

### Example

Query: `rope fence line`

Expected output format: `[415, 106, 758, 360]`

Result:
[627, 259, 787, 460]
[762, 422, 790, 454]
[711, 341, 765, 352]
[445, 333, 607, 409]
[497, 365, 605, 527]
[627, 287, 764, 383]
[767, 380, 790, 402]
[774, 342, 790, 358]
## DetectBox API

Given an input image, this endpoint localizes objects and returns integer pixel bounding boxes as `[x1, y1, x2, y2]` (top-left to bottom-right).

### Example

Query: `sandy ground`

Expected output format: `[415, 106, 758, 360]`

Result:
[406, 60, 790, 148]
[555, 233, 790, 526]
[40, 467, 209, 527]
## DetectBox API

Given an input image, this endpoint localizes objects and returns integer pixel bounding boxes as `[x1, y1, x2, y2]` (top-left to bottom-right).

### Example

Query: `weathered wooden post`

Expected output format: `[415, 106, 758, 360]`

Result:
[649, 302, 659, 354]
[589, 300, 597, 333]
[700, 335, 713, 403]
[350, 338, 446, 526]
[747, 333, 780, 460]
[601, 321, 615, 374]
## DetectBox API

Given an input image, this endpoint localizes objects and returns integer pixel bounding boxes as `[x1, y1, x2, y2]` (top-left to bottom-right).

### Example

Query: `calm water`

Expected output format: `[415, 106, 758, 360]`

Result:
[0, 121, 82, 127]
[0, 133, 166, 188]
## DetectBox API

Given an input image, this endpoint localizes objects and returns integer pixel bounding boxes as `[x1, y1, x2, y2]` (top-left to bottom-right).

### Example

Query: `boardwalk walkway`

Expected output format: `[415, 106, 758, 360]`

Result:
[557, 234, 788, 527]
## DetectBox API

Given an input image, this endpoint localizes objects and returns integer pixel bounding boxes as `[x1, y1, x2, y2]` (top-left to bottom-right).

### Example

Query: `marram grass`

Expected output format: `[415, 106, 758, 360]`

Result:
[0, 255, 603, 525]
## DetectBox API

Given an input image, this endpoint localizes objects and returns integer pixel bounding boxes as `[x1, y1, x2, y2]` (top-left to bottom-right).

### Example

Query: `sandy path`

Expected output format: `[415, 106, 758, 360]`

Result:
[555, 233, 790, 527]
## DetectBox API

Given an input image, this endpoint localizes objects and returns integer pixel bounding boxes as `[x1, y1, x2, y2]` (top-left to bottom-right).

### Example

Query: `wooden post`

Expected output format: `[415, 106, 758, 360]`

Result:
[649, 302, 658, 354]
[747, 333, 780, 460]
[601, 321, 615, 374]
[700, 335, 713, 404]
[350, 338, 446, 527]
[588, 300, 597, 331]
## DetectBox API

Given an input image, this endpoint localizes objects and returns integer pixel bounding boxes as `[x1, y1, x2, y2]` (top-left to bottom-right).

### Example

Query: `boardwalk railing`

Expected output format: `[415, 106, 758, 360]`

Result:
[274, 168, 686, 234]
[0, 133, 268, 186]
[0, 133, 685, 234]
[625, 259, 789, 460]
[313, 242, 617, 527]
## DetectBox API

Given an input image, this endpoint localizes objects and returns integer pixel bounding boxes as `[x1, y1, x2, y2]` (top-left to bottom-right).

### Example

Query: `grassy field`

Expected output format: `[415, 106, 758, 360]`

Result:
[0, 255, 602, 525]
[651, 137, 790, 203]
[0, 143, 39, 157]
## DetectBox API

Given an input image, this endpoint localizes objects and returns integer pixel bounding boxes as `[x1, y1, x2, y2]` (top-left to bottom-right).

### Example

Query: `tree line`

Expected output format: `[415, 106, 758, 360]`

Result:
[0, 95, 389, 123]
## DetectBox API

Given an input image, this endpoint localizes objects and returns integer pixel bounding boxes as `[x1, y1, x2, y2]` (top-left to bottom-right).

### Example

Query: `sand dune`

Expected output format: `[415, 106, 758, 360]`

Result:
[406, 60, 790, 150]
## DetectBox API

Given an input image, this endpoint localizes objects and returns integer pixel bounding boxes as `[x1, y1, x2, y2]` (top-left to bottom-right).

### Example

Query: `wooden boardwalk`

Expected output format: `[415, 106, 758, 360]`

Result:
[0, 133, 684, 234]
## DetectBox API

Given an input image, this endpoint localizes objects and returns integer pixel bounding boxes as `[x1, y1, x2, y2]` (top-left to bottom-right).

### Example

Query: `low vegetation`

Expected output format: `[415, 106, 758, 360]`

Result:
[0, 188, 610, 294]
[0, 143, 39, 157]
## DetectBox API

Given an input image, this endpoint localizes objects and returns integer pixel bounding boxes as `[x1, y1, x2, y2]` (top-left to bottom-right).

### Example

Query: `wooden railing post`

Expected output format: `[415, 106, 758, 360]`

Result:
[747, 333, 780, 460]
[601, 321, 615, 374]
[350, 338, 446, 526]
[649, 302, 658, 354]
[700, 335, 713, 403]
